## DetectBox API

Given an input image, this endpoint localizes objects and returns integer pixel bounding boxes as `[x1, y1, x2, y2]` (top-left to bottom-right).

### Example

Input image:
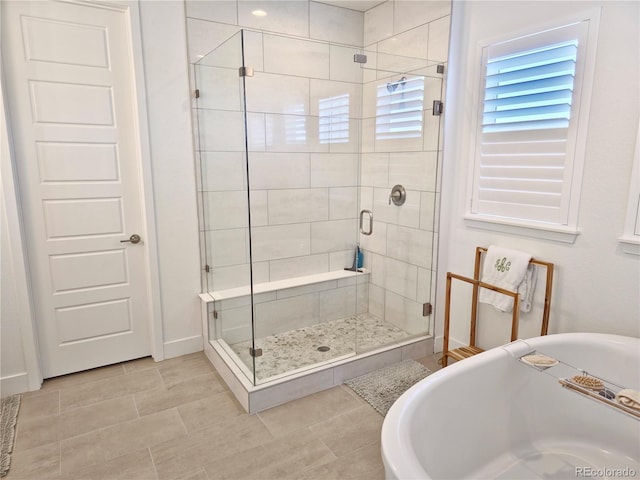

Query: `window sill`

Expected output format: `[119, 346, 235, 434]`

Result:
[618, 235, 640, 256]
[464, 214, 580, 244]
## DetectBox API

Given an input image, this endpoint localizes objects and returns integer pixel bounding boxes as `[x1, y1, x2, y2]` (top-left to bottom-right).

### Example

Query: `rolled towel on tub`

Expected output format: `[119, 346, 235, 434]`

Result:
[479, 245, 533, 313]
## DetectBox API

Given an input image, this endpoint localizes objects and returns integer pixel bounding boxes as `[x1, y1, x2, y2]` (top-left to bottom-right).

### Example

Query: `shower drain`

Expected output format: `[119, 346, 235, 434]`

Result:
[317, 346, 330, 352]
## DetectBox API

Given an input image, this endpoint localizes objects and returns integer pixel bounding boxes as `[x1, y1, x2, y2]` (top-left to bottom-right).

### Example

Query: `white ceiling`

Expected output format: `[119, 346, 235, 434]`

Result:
[315, 0, 385, 12]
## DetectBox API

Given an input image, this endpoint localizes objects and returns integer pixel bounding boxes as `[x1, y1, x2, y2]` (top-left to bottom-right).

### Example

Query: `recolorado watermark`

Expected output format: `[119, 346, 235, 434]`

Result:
[575, 467, 638, 478]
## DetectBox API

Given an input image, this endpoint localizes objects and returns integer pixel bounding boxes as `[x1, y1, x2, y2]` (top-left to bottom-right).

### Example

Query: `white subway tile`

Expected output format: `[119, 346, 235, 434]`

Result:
[359, 186, 373, 211]
[389, 151, 438, 191]
[198, 109, 244, 152]
[269, 253, 329, 281]
[212, 264, 251, 291]
[310, 79, 362, 118]
[386, 224, 433, 269]
[428, 15, 451, 63]
[329, 250, 353, 271]
[393, 0, 451, 34]
[417, 267, 432, 303]
[268, 189, 329, 224]
[361, 153, 389, 187]
[357, 282, 369, 314]
[246, 112, 267, 152]
[361, 117, 376, 153]
[203, 191, 249, 230]
[248, 153, 310, 189]
[246, 72, 309, 114]
[368, 283, 386, 319]
[263, 34, 329, 79]
[384, 291, 426, 335]
[243, 30, 264, 72]
[310, 2, 363, 46]
[219, 305, 252, 344]
[419, 191, 436, 231]
[200, 152, 245, 191]
[329, 187, 358, 220]
[364, 1, 394, 46]
[318, 286, 356, 321]
[238, 1, 309, 38]
[360, 220, 387, 255]
[195, 66, 241, 111]
[254, 294, 319, 337]
[310, 153, 358, 187]
[277, 279, 337, 300]
[311, 219, 358, 254]
[250, 190, 269, 226]
[187, 19, 240, 64]
[329, 118, 360, 153]
[206, 228, 248, 267]
[361, 80, 378, 120]
[379, 256, 418, 300]
[186, 0, 238, 24]
[378, 25, 428, 60]
[251, 223, 311, 262]
[329, 44, 365, 83]
[265, 113, 327, 153]
[375, 54, 429, 79]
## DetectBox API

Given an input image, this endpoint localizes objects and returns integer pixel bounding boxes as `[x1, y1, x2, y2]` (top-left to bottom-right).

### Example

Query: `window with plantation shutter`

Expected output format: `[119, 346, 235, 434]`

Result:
[468, 19, 598, 235]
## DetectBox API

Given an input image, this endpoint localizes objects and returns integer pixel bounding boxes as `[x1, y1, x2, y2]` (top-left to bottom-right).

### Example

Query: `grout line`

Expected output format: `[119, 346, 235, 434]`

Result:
[148, 446, 161, 480]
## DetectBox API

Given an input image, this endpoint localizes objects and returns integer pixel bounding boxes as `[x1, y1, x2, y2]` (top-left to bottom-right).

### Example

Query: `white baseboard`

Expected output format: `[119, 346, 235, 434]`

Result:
[163, 334, 203, 359]
[0, 372, 30, 396]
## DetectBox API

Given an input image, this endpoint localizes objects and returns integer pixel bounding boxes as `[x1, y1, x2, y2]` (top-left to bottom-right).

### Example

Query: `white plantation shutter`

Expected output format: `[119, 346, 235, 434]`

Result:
[319, 94, 349, 144]
[471, 21, 591, 226]
[376, 76, 425, 140]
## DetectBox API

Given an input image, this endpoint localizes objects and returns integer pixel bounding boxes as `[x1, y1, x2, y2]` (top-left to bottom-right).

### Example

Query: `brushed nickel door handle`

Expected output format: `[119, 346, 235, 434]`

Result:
[120, 234, 141, 244]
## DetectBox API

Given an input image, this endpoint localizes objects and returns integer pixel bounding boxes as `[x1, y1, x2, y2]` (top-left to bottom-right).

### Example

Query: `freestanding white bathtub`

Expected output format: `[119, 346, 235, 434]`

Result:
[382, 333, 640, 479]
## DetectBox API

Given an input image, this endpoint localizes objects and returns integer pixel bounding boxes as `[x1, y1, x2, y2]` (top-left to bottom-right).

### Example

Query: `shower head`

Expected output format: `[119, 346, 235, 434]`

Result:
[386, 76, 407, 93]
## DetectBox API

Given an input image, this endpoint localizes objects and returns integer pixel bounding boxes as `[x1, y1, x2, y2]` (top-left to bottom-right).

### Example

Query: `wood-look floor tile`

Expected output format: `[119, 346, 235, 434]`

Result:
[256, 386, 363, 437]
[40, 364, 125, 392]
[177, 390, 245, 433]
[296, 441, 384, 480]
[309, 404, 383, 457]
[173, 469, 209, 480]
[4, 441, 60, 479]
[134, 372, 227, 417]
[60, 368, 162, 412]
[205, 428, 336, 480]
[17, 391, 59, 421]
[60, 395, 138, 439]
[151, 414, 272, 480]
[64, 448, 158, 480]
[14, 414, 61, 451]
[157, 352, 215, 387]
[61, 408, 187, 474]
[122, 356, 157, 374]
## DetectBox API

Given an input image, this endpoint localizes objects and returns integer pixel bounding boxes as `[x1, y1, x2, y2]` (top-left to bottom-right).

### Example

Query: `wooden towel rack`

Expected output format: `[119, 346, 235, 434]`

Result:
[441, 246, 554, 367]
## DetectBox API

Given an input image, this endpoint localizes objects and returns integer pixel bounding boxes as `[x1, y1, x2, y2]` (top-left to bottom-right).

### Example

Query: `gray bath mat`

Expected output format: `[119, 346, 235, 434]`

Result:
[0, 395, 21, 477]
[345, 360, 431, 416]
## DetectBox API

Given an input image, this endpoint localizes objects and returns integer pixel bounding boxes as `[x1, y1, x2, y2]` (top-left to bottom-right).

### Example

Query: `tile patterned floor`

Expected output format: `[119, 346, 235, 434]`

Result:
[5, 351, 442, 480]
[230, 313, 415, 381]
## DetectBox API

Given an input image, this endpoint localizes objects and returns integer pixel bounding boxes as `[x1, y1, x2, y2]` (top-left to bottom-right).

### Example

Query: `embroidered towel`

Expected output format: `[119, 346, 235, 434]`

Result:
[479, 246, 532, 312]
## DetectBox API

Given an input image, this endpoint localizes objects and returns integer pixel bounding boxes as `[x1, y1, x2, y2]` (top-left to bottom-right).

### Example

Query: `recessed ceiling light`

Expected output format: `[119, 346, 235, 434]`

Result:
[252, 9, 267, 17]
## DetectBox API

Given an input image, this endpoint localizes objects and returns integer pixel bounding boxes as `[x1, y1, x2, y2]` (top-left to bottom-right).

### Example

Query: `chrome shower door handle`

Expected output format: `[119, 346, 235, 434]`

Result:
[360, 210, 373, 236]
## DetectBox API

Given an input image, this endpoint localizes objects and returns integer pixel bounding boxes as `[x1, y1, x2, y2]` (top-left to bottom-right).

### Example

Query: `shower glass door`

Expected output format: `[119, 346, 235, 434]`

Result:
[354, 49, 444, 354]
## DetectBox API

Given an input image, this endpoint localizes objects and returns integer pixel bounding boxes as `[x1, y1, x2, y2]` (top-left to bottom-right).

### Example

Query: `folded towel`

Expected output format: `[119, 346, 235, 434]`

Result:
[479, 245, 532, 313]
[616, 389, 640, 411]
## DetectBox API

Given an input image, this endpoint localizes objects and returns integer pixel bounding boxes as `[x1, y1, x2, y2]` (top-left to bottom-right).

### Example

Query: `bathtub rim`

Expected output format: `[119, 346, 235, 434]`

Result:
[381, 332, 640, 480]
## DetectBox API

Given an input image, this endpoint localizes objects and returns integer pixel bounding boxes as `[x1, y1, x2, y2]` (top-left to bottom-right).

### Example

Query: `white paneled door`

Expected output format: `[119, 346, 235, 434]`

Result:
[3, 1, 153, 377]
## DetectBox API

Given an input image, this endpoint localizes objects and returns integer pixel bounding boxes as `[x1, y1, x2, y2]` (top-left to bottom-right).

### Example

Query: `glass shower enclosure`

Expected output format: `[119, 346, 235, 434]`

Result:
[195, 30, 443, 386]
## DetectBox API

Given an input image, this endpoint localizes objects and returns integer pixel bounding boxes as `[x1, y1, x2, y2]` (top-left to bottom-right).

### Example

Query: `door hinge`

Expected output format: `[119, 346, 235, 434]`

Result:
[432, 100, 444, 116]
[249, 347, 263, 357]
[204, 264, 210, 273]
[195, 89, 200, 98]
[353, 53, 367, 64]
[437, 64, 445, 74]
[423, 302, 433, 316]
[239, 66, 254, 77]
[212, 310, 218, 320]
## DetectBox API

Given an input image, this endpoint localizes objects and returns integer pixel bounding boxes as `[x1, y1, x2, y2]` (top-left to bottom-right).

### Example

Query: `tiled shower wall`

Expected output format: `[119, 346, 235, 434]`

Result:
[188, 1, 451, 338]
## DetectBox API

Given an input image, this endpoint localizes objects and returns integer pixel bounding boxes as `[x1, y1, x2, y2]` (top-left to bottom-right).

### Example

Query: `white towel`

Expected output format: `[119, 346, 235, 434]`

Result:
[479, 246, 533, 313]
